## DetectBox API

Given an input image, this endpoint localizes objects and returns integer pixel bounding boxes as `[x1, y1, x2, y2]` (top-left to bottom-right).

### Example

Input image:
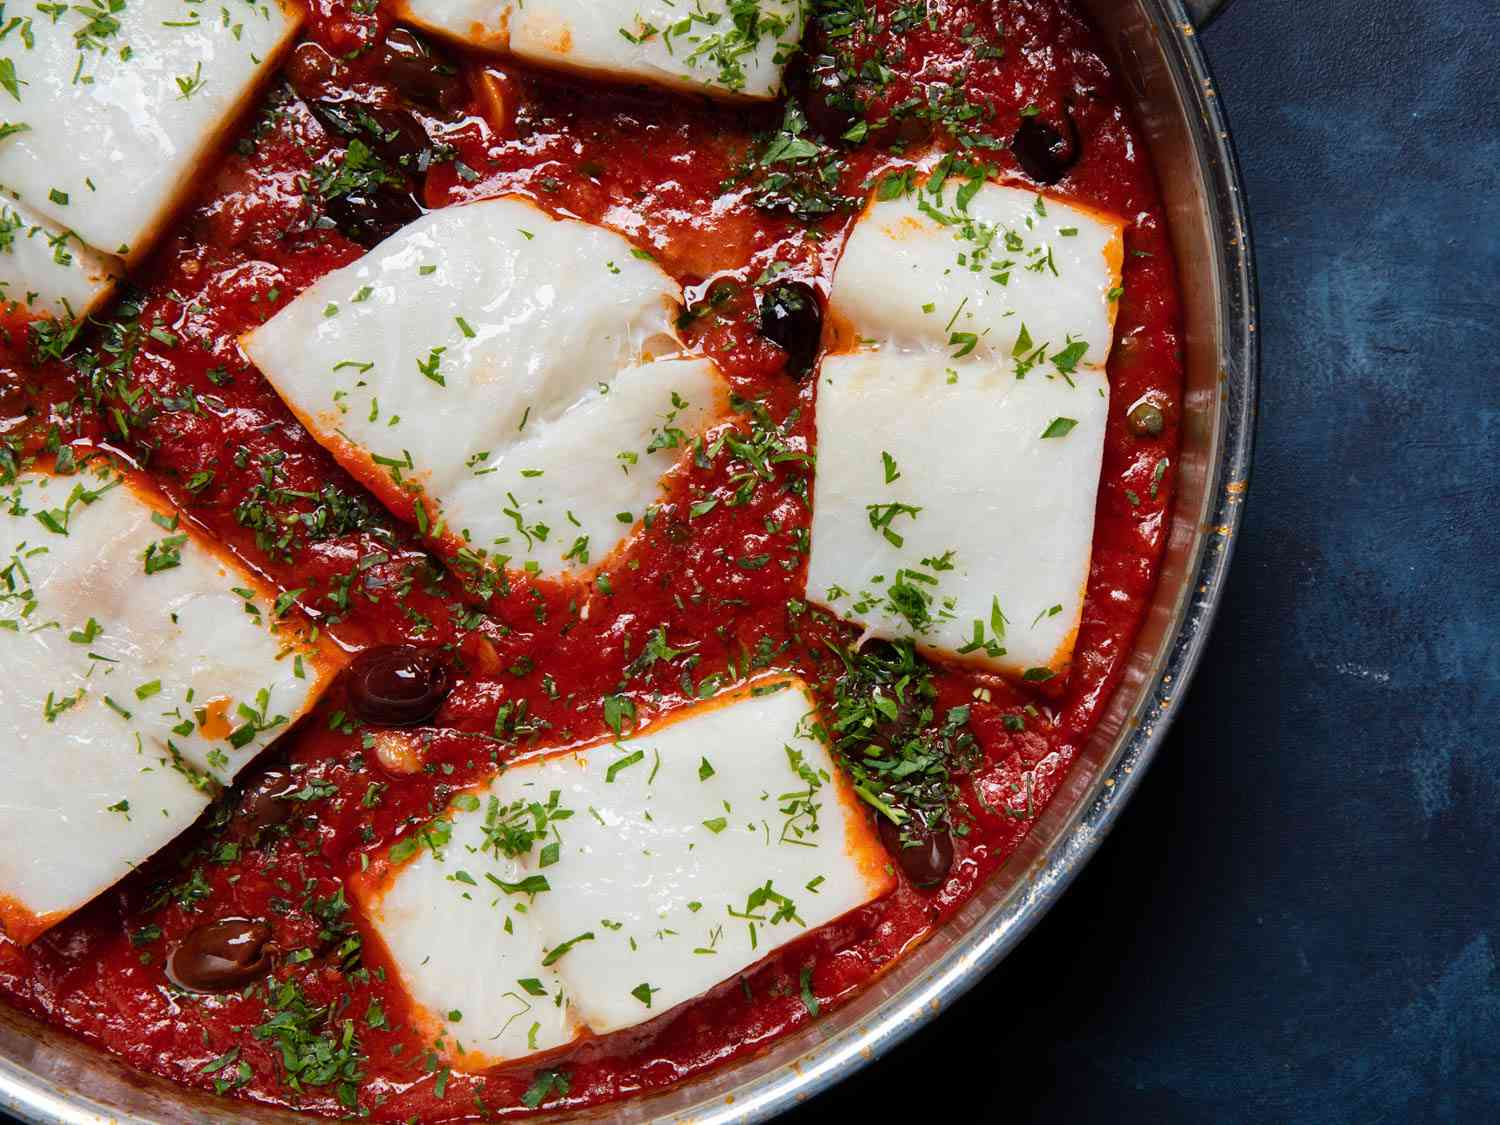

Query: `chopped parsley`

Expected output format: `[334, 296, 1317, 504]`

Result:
[822, 639, 978, 837]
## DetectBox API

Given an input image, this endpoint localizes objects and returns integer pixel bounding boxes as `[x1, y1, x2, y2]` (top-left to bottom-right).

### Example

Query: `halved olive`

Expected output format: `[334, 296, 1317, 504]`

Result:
[238, 770, 294, 836]
[167, 918, 274, 992]
[759, 281, 823, 378]
[346, 644, 451, 727]
[878, 811, 954, 889]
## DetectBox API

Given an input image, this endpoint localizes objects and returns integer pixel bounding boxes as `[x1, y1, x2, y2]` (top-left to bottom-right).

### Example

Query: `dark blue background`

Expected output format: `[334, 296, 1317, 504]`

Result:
[7, 1, 1499, 1123]
[789, 0, 1500, 1120]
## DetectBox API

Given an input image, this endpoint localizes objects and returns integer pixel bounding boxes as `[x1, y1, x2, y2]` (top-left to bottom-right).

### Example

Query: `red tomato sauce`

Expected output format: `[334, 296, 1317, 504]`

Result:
[0, 0, 1182, 1118]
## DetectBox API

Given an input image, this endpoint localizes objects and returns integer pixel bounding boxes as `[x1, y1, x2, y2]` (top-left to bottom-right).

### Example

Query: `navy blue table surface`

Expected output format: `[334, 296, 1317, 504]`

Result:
[786, 1, 1500, 1121]
[6, 2, 1498, 1124]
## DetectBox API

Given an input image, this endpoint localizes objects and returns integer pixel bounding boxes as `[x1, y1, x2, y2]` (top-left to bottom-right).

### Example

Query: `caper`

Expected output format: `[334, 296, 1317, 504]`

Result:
[1127, 399, 1166, 438]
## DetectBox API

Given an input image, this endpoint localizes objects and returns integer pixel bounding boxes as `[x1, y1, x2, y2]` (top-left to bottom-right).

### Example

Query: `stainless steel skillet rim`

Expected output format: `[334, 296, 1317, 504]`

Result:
[0, 0, 1256, 1119]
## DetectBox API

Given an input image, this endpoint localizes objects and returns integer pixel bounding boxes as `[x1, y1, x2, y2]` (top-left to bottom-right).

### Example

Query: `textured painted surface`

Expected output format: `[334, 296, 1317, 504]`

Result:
[5, 0, 1499, 1121]
[786, 0, 1500, 1120]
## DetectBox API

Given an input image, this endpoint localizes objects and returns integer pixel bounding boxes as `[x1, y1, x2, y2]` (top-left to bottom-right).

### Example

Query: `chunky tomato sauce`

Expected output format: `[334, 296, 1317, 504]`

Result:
[0, 0, 1182, 1118]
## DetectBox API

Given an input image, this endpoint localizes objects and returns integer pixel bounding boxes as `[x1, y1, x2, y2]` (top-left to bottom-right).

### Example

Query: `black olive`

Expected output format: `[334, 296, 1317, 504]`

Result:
[1128, 399, 1166, 438]
[305, 97, 365, 137]
[346, 644, 451, 727]
[324, 187, 423, 248]
[380, 28, 466, 113]
[759, 281, 823, 377]
[876, 112, 935, 149]
[878, 812, 954, 889]
[285, 41, 347, 99]
[238, 770, 294, 836]
[1010, 106, 1082, 186]
[363, 106, 431, 170]
[167, 919, 274, 992]
[308, 99, 431, 170]
[869, 689, 926, 750]
[801, 57, 862, 142]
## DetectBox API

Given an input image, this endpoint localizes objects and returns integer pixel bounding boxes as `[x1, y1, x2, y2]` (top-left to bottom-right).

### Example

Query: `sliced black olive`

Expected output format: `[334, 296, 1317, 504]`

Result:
[380, 28, 466, 113]
[238, 770, 294, 836]
[1011, 106, 1082, 186]
[878, 812, 954, 889]
[1128, 399, 1166, 438]
[325, 187, 423, 248]
[167, 918, 274, 992]
[308, 99, 431, 170]
[759, 281, 823, 377]
[346, 644, 451, 727]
